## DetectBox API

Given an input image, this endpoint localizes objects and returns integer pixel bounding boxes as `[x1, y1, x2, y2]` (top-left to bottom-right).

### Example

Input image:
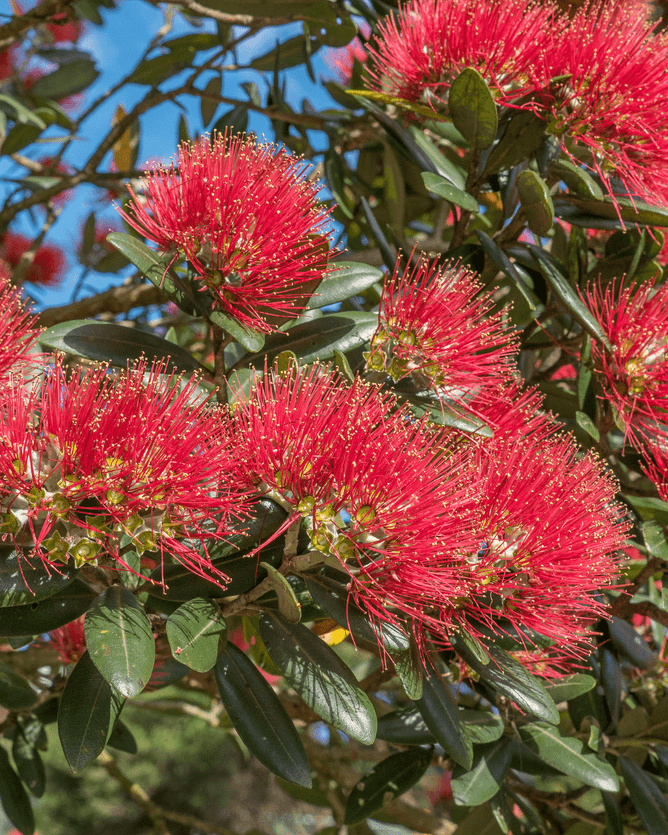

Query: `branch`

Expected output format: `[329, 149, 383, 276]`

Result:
[152, 0, 292, 27]
[37, 281, 167, 328]
[0, 0, 78, 50]
[612, 599, 668, 630]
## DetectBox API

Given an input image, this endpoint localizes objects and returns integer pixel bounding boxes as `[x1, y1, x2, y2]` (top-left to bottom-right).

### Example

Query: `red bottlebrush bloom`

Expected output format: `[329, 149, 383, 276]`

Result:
[0, 268, 39, 383]
[366, 256, 517, 403]
[0, 360, 247, 582]
[644, 442, 668, 502]
[0, 48, 14, 81]
[324, 24, 370, 85]
[365, 0, 554, 107]
[584, 278, 668, 445]
[44, 12, 83, 43]
[47, 617, 86, 664]
[119, 132, 333, 333]
[0, 232, 66, 287]
[540, 0, 668, 206]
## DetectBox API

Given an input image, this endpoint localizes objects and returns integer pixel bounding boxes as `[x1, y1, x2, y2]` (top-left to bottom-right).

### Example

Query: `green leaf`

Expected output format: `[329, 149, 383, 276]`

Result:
[451, 739, 512, 806]
[0, 747, 35, 835]
[621, 755, 668, 835]
[201, 76, 221, 127]
[416, 665, 473, 768]
[206, 306, 266, 354]
[484, 110, 547, 175]
[214, 642, 311, 787]
[543, 674, 596, 703]
[551, 158, 604, 201]
[106, 720, 138, 754]
[29, 60, 99, 99]
[644, 521, 668, 561]
[389, 640, 424, 701]
[526, 244, 611, 349]
[575, 410, 600, 441]
[259, 611, 377, 744]
[57, 650, 124, 774]
[39, 320, 202, 375]
[166, 598, 227, 673]
[601, 789, 624, 835]
[0, 94, 47, 128]
[344, 747, 432, 825]
[1, 117, 48, 155]
[0, 545, 78, 606]
[448, 68, 498, 150]
[251, 33, 310, 72]
[12, 730, 45, 798]
[608, 616, 660, 670]
[421, 172, 479, 212]
[0, 663, 37, 710]
[517, 170, 555, 237]
[519, 722, 619, 791]
[84, 587, 155, 698]
[0, 579, 95, 636]
[407, 125, 466, 189]
[128, 52, 193, 86]
[450, 636, 559, 725]
[376, 705, 435, 745]
[307, 262, 383, 310]
[564, 195, 668, 227]
[626, 494, 668, 525]
[262, 564, 301, 623]
[459, 710, 505, 745]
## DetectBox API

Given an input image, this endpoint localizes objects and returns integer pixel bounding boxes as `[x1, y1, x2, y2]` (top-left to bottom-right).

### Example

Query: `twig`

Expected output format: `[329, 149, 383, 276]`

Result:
[37, 281, 166, 328]
[0, 0, 78, 50]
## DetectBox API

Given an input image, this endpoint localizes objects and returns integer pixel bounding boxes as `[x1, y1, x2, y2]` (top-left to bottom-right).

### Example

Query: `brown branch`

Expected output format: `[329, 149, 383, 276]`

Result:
[97, 750, 239, 835]
[0, 0, 78, 50]
[612, 599, 668, 630]
[609, 556, 665, 618]
[152, 0, 292, 27]
[37, 281, 167, 328]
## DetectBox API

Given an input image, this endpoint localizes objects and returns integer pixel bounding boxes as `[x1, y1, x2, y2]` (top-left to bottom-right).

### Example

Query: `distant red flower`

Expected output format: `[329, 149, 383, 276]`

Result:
[47, 618, 86, 664]
[365, 0, 553, 107]
[44, 12, 83, 43]
[35, 156, 74, 206]
[1, 231, 66, 287]
[0, 360, 248, 582]
[119, 132, 333, 333]
[584, 278, 668, 445]
[0, 48, 14, 81]
[366, 256, 517, 403]
[324, 24, 370, 85]
[0, 268, 39, 382]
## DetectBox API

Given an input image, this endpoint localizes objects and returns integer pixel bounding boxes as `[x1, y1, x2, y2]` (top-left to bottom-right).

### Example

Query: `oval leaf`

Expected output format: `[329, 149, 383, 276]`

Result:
[0, 579, 95, 636]
[421, 172, 479, 212]
[519, 722, 619, 791]
[306, 262, 383, 310]
[344, 746, 432, 825]
[28, 59, 98, 99]
[376, 705, 435, 745]
[259, 611, 377, 744]
[0, 663, 37, 711]
[0, 747, 35, 835]
[214, 642, 311, 787]
[448, 67, 498, 150]
[57, 650, 124, 774]
[0, 546, 78, 607]
[262, 564, 301, 623]
[517, 170, 555, 237]
[551, 158, 604, 201]
[484, 110, 547, 175]
[543, 674, 596, 704]
[416, 665, 473, 769]
[85, 587, 155, 698]
[166, 598, 227, 673]
[451, 739, 512, 807]
[620, 756, 668, 835]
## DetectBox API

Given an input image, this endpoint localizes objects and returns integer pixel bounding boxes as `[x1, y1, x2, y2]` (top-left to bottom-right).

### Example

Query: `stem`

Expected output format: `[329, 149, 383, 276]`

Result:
[211, 325, 232, 405]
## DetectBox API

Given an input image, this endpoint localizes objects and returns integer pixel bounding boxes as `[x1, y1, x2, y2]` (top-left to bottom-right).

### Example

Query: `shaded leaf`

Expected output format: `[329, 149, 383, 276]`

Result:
[306, 262, 383, 310]
[376, 705, 435, 745]
[551, 158, 604, 201]
[259, 611, 377, 744]
[28, 60, 98, 99]
[484, 111, 547, 175]
[416, 665, 473, 768]
[644, 521, 668, 561]
[609, 616, 660, 670]
[0, 545, 78, 607]
[12, 731, 45, 798]
[57, 651, 124, 773]
[106, 720, 138, 754]
[0, 747, 34, 835]
[621, 755, 668, 835]
[0, 664, 36, 711]
[344, 747, 432, 825]
[166, 598, 227, 672]
[459, 710, 505, 745]
[0, 579, 95, 636]
[85, 586, 155, 698]
[451, 739, 512, 806]
[214, 642, 311, 787]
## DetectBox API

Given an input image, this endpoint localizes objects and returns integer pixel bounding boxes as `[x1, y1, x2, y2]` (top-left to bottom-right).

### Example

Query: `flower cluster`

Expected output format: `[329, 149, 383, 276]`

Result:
[0, 270, 39, 383]
[0, 360, 247, 581]
[1, 232, 66, 287]
[119, 132, 333, 333]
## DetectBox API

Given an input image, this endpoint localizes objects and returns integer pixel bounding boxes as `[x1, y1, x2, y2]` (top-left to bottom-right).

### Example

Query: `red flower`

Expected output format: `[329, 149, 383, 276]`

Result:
[119, 132, 333, 333]
[1, 232, 66, 287]
[584, 278, 668, 445]
[0, 360, 247, 582]
[0, 48, 14, 81]
[47, 617, 86, 664]
[44, 12, 83, 44]
[324, 23, 370, 85]
[0, 268, 39, 382]
[366, 255, 517, 403]
[644, 442, 668, 502]
[365, 0, 553, 107]
[540, 0, 668, 206]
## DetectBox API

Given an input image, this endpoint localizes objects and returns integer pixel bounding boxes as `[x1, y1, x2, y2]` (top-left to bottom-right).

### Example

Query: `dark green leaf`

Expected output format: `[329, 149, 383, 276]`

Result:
[519, 722, 619, 791]
[451, 739, 512, 806]
[575, 410, 600, 441]
[39, 320, 202, 375]
[306, 262, 383, 309]
[85, 587, 155, 698]
[106, 720, 138, 754]
[344, 747, 432, 825]
[626, 494, 668, 525]
[1, 119, 48, 155]
[259, 611, 377, 744]
[0, 579, 95, 636]
[0, 663, 37, 710]
[0, 95, 47, 128]
[128, 53, 192, 86]
[609, 616, 659, 670]
[57, 651, 124, 773]
[543, 674, 596, 703]
[407, 125, 467, 189]
[416, 665, 472, 768]
[450, 636, 559, 724]
[551, 159, 604, 201]
[376, 705, 435, 745]
[262, 564, 301, 623]
[389, 640, 424, 701]
[0, 747, 35, 835]
[621, 755, 668, 835]
[206, 306, 266, 353]
[166, 598, 227, 672]
[28, 60, 98, 99]
[600, 648, 622, 728]
[517, 170, 555, 237]
[214, 642, 311, 787]
[484, 111, 547, 175]
[201, 76, 221, 127]
[251, 34, 310, 72]
[212, 105, 248, 136]
[164, 33, 220, 52]
[564, 195, 668, 228]
[475, 230, 525, 286]
[12, 732, 45, 798]
[276, 777, 329, 806]
[644, 521, 668, 561]
[0, 545, 78, 606]
[601, 789, 624, 835]
[421, 172, 479, 212]
[527, 244, 611, 349]
[459, 710, 505, 745]
[448, 68, 498, 150]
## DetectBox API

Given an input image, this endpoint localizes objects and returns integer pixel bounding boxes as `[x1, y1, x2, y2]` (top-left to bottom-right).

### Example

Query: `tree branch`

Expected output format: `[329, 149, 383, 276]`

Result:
[0, 0, 78, 50]
[37, 281, 166, 328]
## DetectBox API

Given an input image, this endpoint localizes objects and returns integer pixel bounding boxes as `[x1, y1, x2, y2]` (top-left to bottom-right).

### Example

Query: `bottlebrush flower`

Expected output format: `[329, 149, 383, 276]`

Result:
[46, 617, 86, 664]
[644, 441, 668, 502]
[366, 256, 517, 403]
[119, 132, 333, 333]
[583, 278, 668, 445]
[0, 360, 247, 582]
[0, 232, 66, 287]
[323, 24, 370, 85]
[365, 0, 554, 107]
[541, 0, 668, 207]
[0, 268, 39, 382]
